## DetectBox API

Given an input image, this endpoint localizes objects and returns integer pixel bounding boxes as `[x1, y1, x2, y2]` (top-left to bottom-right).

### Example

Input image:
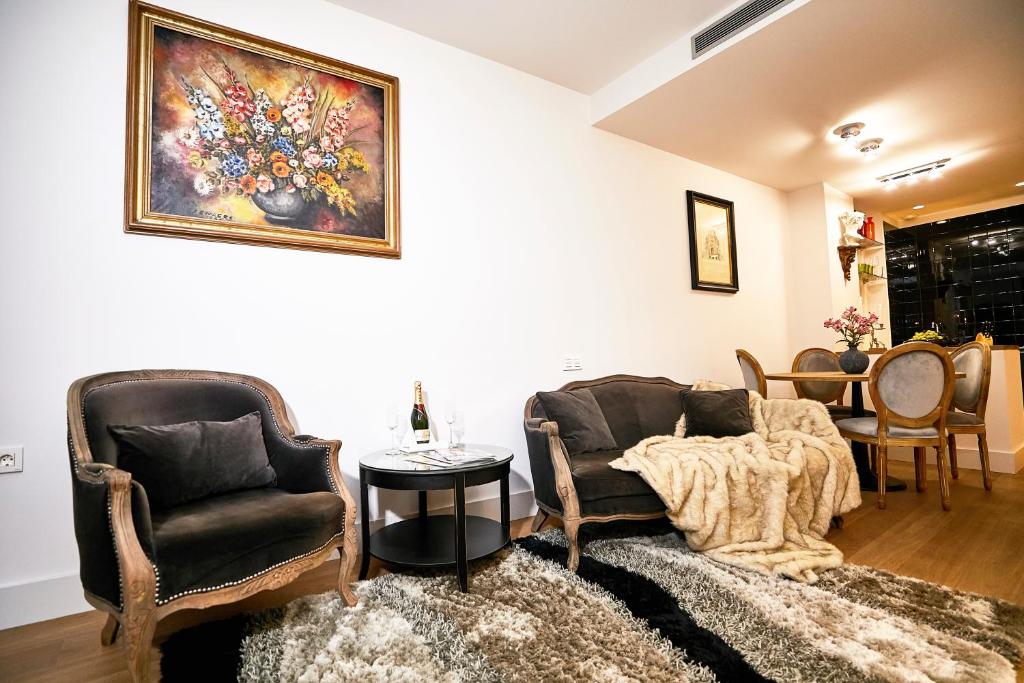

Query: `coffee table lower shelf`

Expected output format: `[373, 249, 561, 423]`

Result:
[367, 515, 511, 569]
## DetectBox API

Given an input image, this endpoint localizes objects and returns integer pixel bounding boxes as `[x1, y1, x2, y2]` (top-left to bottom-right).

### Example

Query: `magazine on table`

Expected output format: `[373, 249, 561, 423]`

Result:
[402, 447, 497, 468]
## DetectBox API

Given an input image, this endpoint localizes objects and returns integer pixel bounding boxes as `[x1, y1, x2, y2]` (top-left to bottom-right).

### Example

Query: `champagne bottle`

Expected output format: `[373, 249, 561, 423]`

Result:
[411, 381, 430, 444]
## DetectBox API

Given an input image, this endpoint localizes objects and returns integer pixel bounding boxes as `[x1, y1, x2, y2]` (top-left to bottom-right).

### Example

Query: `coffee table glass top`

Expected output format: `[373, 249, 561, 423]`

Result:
[360, 443, 513, 473]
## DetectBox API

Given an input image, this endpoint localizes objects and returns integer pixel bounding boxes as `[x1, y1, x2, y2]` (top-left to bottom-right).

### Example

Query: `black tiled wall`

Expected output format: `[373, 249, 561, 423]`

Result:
[885, 203, 1024, 349]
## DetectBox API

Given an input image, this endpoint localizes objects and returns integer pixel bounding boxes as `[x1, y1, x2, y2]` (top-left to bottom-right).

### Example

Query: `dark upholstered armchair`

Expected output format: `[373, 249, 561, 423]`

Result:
[67, 370, 358, 681]
[524, 375, 688, 571]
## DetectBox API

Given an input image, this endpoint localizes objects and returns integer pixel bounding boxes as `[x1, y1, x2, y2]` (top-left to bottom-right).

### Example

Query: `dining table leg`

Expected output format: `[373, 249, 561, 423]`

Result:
[850, 382, 907, 492]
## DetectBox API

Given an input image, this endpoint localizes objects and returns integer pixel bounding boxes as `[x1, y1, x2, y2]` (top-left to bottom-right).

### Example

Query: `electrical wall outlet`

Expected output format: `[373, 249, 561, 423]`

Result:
[562, 356, 583, 372]
[0, 446, 23, 474]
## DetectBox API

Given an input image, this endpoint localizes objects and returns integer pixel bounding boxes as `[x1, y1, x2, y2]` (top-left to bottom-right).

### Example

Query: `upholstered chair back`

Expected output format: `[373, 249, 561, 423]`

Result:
[951, 342, 991, 417]
[735, 349, 767, 397]
[75, 372, 284, 467]
[870, 343, 954, 425]
[792, 348, 846, 403]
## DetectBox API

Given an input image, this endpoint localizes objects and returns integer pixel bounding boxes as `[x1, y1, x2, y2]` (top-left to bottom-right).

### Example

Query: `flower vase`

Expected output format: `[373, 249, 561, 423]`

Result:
[251, 187, 308, 224]
[839, 345, 869, 374]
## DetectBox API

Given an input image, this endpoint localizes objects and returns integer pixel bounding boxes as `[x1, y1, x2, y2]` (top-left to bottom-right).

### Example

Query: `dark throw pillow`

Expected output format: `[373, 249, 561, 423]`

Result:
[108, 411, 277, 510]
[681, 389, 754, 438]
[535, 388, 618, 455]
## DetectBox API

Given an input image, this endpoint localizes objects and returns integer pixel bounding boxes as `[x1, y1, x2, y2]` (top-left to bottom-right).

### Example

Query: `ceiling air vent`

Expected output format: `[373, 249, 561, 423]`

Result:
[692, 0, 797, 58]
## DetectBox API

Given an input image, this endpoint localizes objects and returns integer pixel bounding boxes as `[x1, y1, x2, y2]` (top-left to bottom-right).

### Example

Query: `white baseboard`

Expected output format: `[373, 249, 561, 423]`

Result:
[0, 572, 91, 631]
[887, 445, 1024, 474]
[0, 490, 538, 630]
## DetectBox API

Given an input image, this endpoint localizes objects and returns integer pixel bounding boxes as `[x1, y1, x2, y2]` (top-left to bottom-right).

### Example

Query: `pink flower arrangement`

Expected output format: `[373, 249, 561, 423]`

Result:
[824, 306, 879, 348]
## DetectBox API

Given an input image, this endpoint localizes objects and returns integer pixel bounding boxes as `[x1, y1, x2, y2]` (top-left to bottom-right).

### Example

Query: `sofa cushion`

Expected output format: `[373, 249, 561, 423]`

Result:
[536, 389, 618, 456]
[682, 389, 754, 438]
[109, 411, 277, 510]
[570, 449, 657, 501]
[587, 381, 687, 449]
[151, 488, 343, 601]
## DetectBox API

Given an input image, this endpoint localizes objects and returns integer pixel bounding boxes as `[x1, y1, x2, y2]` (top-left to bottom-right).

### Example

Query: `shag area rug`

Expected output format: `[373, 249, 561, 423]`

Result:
[161, 529, 1024, 682]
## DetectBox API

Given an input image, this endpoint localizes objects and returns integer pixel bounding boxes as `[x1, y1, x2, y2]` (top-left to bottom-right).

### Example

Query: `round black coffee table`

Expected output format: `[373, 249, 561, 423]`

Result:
[358, 444, 513, 592]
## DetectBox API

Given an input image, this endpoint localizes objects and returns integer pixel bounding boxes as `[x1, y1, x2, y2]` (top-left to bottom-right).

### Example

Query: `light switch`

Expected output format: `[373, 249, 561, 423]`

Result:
[562, 356, 583, 372]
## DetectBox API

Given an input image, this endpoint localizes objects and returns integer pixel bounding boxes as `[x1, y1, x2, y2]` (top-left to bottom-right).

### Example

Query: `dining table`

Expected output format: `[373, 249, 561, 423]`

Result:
[763, 369, 965, 492]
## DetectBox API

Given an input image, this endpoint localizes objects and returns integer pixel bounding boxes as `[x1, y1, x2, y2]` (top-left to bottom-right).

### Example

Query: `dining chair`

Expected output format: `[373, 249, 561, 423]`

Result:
[947, 342, 993, 490]
[735, 349, 768, 397]
[791, 347, 849, 416]
[835, 342, 955, 510]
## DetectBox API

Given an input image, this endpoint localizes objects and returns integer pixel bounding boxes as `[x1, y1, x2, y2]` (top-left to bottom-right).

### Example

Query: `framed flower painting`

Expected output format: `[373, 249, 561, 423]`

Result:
[126, 2, 400, 257]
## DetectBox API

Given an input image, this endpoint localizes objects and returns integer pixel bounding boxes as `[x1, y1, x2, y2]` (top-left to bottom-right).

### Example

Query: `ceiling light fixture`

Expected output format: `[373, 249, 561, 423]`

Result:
[832, 122, 865, 146]
[858, 138, 883, 159]
[878, 158, 951, 186]
[1017, 181, 1024, 187]
[913, 204, 925, 209]
[937, 219, 948, 224]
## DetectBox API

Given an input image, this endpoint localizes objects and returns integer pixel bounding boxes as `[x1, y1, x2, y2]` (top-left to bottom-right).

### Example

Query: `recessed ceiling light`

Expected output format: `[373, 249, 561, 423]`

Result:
[913, 204, 925, 209]
[904, 214, 917, 219]
[1017, 181, 1024, 187]
[937, 219, 948, 224]
[832, 122, 865, 144]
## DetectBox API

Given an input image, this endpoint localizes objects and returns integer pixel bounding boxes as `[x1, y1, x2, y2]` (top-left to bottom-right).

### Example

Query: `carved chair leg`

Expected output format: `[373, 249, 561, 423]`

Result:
[564, 518, 581, 572]
[947, 434, 959, 480]
[121, 608, 158, 683]
[100, 613, 120, 646]
[978, 432, 993, 492]
[531, 509, 550, 532]
[935, 441, 952, 511]
[338, 535, 359, 607]
[876, 445, 888, 510]
[869, 445, 877, 474]
[913, 446, 927, 492]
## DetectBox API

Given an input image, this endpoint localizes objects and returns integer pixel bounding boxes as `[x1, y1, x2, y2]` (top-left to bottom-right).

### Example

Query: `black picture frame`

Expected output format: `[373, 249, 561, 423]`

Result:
[686, 190, 739, 293]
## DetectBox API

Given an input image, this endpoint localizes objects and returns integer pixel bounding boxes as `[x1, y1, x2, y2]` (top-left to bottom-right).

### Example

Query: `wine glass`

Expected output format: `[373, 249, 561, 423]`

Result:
[385, 405, 400, 454]
[451, 411, 465, 449]
[444, 401, 456, 448]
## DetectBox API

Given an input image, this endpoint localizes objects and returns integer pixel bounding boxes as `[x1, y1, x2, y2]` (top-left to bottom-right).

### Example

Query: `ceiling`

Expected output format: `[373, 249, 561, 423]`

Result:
[327, 0, 732, 94]
[593, 0, 1024, 220]
[330, 0, 1024, 220]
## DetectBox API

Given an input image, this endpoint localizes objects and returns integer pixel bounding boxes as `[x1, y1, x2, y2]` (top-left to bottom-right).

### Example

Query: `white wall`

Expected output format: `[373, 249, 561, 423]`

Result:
[0, 0, 793, 627]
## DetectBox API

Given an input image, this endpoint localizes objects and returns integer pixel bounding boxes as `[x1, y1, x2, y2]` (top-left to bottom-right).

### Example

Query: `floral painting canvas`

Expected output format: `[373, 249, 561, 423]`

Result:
[126, 2, 400, 257]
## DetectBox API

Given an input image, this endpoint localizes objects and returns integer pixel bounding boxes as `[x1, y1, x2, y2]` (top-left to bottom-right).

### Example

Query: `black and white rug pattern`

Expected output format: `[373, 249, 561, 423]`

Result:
[161, 530, 1024, 682]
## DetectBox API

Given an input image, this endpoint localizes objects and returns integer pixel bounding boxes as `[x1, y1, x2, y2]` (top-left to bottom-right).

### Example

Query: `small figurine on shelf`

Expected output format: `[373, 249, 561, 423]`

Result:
[975, 321, 994, 346]
[869, 322, 887, 349]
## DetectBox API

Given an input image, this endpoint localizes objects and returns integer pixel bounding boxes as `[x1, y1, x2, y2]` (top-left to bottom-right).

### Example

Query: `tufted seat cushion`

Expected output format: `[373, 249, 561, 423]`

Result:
[835, 417, 938, 440]
[151, 488, 343, 602]
[946, 411, 983, 426]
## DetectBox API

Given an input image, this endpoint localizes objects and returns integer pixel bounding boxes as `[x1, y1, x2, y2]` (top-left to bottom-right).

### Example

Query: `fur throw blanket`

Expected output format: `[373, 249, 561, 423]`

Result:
[610, 386, 861, 582]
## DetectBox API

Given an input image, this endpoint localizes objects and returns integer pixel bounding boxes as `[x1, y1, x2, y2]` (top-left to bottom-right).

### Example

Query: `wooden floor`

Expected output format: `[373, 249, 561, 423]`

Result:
[2, 461, 1022, 682]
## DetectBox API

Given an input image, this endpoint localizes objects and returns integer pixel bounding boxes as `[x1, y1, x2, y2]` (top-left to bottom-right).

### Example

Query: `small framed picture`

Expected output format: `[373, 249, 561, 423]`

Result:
[686, 190, 738, 293]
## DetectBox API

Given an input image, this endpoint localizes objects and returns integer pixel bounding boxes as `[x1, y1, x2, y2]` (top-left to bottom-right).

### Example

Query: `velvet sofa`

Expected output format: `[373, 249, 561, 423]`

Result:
[524, 374, 688, 570]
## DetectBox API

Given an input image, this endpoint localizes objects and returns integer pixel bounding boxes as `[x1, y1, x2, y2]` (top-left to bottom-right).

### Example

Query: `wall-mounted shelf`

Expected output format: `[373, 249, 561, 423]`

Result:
[850, 235, 884, 249]
[858, 271, 887, 283]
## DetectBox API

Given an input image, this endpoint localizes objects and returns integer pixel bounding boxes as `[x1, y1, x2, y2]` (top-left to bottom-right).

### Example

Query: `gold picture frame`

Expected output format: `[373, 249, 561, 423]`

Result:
[126, 1, 400, 257]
